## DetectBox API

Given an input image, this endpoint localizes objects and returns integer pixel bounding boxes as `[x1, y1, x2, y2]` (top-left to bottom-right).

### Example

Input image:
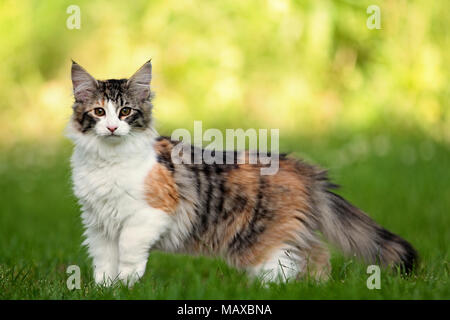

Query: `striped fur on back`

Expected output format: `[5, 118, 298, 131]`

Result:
[148, 136, 418, 275]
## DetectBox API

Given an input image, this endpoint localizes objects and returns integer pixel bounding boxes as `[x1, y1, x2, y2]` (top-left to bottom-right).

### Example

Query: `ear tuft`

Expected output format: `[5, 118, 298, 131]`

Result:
[71, 61, 98, 103]
[127, 60, 152, 101]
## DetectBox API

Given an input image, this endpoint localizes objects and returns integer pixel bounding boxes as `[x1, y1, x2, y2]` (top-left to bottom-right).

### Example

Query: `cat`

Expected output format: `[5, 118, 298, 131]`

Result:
[67, 60, 417, 287]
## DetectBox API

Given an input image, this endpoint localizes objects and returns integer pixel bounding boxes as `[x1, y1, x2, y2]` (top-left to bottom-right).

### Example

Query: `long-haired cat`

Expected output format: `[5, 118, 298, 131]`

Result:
[68, 60, 417, 286]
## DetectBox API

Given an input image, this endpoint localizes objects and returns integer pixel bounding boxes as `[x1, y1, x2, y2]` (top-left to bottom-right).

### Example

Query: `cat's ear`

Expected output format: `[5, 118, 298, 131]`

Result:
[71, 60, 98, 103]
[127, 60, 152, 101]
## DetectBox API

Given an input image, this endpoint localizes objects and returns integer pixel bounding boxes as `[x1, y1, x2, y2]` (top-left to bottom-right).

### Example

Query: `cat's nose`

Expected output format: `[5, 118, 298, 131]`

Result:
[107, 126, 118, 133]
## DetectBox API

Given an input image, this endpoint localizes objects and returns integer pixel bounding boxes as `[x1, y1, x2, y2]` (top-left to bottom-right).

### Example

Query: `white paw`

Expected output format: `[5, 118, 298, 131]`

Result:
[94, 271, 117, 287]
[118, 263, 146, 287]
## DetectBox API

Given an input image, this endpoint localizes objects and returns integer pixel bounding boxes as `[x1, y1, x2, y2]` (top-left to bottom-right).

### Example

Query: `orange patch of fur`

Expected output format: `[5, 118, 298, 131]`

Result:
[230, 160, 313, 268]
[222, 164, 260, 246]
[145, 163, 179, 214]
[153, 139, 173, 155]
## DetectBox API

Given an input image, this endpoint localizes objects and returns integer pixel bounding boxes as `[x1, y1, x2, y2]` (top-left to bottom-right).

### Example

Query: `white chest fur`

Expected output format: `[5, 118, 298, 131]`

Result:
[70, 133, 157, 240]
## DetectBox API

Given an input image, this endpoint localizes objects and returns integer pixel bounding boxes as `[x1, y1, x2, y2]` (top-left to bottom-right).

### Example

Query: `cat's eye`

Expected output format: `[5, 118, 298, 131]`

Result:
[93, 108, 105, 117]
[120, 107, 132, 117]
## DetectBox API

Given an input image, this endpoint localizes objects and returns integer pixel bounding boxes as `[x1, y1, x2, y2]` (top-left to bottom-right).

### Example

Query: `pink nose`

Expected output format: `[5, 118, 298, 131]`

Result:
[107, 126, 118, 133]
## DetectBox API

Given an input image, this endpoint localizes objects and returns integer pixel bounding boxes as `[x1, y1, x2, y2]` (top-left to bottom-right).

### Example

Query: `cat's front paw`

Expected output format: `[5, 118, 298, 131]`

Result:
[94, 270, 118, 287]
[118, 263, 146, 287]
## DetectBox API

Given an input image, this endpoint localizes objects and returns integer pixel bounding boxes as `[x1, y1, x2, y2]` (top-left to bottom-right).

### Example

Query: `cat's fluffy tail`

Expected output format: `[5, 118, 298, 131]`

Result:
[313, 179, 417, 273]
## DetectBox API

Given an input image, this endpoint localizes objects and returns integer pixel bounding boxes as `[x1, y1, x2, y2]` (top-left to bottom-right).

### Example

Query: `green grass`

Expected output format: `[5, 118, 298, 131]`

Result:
[0, 128, 449, 299]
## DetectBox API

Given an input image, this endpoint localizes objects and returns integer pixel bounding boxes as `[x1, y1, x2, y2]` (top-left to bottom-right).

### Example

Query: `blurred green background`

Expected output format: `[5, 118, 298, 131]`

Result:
[0, 0, 449, 299]
[0, 0, 448, 145]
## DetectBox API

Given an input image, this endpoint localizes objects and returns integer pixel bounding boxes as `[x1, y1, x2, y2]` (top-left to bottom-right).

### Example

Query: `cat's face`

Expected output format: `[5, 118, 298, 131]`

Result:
[70, 61, 153, 140]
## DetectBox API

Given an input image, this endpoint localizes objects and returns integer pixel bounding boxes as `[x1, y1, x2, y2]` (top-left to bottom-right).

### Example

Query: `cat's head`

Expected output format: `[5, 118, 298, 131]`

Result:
[69, 60, 153, 141]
